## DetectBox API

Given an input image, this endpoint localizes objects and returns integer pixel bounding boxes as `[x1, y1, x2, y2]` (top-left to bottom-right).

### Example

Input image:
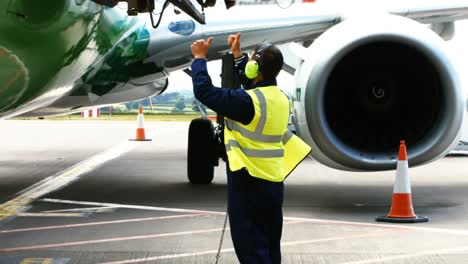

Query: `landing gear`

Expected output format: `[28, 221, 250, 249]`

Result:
[187, 118, 217, 184]
[186, 53, 238, 184]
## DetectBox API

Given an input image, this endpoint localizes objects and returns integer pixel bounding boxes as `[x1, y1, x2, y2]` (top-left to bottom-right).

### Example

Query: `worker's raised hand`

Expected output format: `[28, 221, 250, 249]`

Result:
[191, 37, 214, 59]
[228, 32, 242, 59]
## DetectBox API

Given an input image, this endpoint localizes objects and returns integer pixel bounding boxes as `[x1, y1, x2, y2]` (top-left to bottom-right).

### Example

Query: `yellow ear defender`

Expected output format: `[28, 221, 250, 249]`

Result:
[245, 60, 260, 79]
[244, 42, 273, 80]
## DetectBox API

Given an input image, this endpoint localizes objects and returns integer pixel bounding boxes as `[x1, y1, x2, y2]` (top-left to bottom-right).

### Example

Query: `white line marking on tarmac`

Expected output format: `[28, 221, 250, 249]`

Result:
[0, 228, 225, 252]
[40, 198, 468, 236]
[0, 141, 135, 221]
[97, 230, 396, 264]
[42, 206, 117, 213]
[99, 249, 229, 264]
[284, 216, 468, 236]
[0, 214, 206, 234]
[40, 198, 225, 216]
[341, 245, 468, 264]
[0, 220, 311, 252]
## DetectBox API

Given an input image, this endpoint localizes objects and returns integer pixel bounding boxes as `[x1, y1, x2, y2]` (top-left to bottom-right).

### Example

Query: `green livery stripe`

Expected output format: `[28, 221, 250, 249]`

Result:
[0, 0, 151, 115]
[0, 47, 28, 111]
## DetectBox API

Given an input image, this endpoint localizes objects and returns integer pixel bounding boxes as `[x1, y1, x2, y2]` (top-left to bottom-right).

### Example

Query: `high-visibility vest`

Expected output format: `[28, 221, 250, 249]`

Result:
[224, 86, 311, 182]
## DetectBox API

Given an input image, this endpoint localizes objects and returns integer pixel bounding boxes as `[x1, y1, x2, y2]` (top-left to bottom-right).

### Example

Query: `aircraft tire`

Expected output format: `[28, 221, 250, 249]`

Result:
[187, 118, 215, 184]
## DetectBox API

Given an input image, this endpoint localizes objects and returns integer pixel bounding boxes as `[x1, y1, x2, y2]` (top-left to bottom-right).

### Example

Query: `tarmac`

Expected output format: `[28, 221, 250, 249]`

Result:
[1, 120, 468, 264]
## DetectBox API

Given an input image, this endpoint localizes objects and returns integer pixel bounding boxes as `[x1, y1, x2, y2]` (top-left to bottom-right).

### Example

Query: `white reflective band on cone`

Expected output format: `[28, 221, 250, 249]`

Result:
[137, 114, 145, 128]
[393, 160, 411, 194]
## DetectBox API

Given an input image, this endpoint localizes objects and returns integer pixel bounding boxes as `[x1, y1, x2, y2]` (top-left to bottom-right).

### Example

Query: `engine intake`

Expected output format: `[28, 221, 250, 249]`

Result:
[295, 14, 465, 171]
[325, 41, 442, 154]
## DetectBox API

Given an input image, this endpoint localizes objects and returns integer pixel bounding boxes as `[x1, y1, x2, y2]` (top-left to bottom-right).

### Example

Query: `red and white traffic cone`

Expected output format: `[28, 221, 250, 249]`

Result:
[129, 105, 152, 141]
[376, 141, 428, 223]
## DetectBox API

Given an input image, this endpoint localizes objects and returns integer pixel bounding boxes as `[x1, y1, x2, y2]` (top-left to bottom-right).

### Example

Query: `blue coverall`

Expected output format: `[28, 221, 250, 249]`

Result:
[191, 56, 284, 264]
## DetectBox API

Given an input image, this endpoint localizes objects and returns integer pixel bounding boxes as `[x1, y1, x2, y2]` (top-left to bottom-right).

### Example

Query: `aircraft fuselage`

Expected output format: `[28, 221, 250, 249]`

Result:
[0, 0, 166, 118]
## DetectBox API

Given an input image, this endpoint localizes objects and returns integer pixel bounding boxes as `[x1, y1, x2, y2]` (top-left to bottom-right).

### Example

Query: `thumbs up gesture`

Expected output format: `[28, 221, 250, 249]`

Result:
[228, 32, 242, 58]
[191, 37, 214, 59]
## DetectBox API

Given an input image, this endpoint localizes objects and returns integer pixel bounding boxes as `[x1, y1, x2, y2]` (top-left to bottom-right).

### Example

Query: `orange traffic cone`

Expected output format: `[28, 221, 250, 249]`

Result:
[129, 105, 152, 141]
[376, 141, 428, 223]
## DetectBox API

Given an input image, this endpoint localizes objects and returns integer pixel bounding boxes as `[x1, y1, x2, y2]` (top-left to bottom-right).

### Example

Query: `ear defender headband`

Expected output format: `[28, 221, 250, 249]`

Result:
[245, 42, 273, 79]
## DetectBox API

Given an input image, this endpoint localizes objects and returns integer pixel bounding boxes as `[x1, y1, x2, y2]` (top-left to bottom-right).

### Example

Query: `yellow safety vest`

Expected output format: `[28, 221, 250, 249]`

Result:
[224, 86, 311, 182]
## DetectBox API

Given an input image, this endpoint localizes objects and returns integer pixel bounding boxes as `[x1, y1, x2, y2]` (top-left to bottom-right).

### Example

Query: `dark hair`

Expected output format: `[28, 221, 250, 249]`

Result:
[255, 43, 283, 81]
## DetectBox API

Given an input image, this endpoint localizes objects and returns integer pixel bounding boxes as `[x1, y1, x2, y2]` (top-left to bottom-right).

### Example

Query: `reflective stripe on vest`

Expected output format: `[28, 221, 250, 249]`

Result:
[226, 139, 284, 158]
[225, 89, 284, 144]
[225, 120, 283, 143]
[253, 90, 267, 134]
[282, 130, 294, 144]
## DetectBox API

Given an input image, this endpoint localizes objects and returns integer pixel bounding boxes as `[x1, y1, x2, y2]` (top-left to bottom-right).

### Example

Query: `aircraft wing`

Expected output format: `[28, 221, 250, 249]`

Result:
[150, 0, 468, 71]
[391, 1, 468, 24]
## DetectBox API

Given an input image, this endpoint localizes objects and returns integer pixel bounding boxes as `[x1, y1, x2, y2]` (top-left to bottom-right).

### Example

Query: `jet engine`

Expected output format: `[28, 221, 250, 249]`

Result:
[293, 14, 466, 171]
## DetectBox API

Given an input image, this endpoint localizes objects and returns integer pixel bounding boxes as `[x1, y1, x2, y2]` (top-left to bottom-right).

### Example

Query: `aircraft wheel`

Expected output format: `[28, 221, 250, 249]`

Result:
[187, 118, 215, 184]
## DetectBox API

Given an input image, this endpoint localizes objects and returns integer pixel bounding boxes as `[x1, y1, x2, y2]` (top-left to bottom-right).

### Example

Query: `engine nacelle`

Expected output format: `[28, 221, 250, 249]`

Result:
[293, 14, 466, 171]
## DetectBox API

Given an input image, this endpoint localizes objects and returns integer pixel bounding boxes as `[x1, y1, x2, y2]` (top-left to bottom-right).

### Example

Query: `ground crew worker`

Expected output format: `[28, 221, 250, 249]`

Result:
[191, 33, 311, 264]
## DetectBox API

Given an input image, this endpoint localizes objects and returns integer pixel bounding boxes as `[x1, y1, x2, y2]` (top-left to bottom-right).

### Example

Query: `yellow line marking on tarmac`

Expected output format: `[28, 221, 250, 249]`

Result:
[0, 212, 84, 217]
[341, 245, 468, 264]
[0, 141, 135, 222]
[20, 258, 53, 264]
